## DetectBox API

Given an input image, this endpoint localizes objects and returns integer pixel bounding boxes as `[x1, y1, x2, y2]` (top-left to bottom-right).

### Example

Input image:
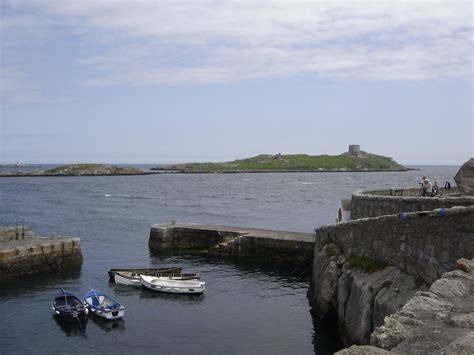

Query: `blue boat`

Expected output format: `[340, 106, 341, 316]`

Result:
[84, 288, 125, 320]
[51, 289, 88, 322]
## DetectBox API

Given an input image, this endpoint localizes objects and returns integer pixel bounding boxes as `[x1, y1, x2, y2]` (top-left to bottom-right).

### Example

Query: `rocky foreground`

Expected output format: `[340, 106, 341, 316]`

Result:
[337, 258, 474, 354]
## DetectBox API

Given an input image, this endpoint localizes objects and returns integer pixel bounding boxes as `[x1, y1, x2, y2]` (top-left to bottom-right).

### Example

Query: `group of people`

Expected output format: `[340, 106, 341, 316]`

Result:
[421, 176, 452, 197]
[335, 177, 451, 223]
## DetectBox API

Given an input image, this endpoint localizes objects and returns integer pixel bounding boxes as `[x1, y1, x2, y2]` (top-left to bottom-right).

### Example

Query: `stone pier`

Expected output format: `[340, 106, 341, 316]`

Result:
[0, 227, 83, 281]
[149, 222, 314, 264]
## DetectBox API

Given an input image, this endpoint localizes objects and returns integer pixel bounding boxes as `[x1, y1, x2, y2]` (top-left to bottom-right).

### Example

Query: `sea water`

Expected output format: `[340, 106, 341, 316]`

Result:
[0, 166, 459, 354]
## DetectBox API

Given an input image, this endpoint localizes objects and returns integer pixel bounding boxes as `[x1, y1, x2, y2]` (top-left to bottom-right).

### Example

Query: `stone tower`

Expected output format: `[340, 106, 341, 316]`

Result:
[348, 145, 361, 154]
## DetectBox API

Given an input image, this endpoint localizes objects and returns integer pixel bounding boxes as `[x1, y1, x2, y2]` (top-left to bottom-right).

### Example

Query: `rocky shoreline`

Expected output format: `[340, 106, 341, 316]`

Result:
[152, 146, 409, 173]
[0, 171, 157, 177]
[0, 163, 155, 177]
[337, 258, 474, 354]
[314, 158, 474, 353]
[150, 168, 415, 174]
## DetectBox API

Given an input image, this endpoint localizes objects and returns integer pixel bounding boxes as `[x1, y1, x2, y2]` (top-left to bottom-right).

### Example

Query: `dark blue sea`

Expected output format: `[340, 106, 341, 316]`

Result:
[0, 165, 459, 354]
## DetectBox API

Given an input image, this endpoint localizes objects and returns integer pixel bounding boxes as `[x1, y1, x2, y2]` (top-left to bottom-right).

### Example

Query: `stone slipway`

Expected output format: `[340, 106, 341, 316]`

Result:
[0, 228, 83, 281]
[149, 222, 314, 263]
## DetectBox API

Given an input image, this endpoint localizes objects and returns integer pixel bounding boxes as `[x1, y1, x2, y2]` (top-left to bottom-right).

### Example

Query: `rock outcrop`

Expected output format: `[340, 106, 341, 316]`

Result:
[0, 164, 149, 177]
[369, 259, 474, 354]
[308, 243, 423, 345]
[454, 158, 474, 196]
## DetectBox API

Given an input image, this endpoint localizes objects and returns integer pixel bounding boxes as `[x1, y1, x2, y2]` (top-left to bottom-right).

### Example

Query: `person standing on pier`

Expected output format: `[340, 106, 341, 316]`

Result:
[422, 176, 432, 197]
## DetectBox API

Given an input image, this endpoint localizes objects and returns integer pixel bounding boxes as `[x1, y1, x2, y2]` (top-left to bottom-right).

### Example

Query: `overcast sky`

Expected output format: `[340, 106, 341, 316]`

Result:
[1, 0, 473, 165]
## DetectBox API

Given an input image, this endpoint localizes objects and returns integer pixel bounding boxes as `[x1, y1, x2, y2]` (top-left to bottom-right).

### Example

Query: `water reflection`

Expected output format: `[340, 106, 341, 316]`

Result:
[312, 316, 342, 354]
[109, 284, 141, 297]
[89, 316, 126, 332]
[53, 315, 88, 337]
[150, 253, 313, 283]
[139, 287, 205, 303]
[0, 270, 82, 298]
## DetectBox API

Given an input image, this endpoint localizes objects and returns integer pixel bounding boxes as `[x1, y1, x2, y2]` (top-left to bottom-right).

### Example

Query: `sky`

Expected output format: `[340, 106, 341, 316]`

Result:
[1, 0, 473, 165]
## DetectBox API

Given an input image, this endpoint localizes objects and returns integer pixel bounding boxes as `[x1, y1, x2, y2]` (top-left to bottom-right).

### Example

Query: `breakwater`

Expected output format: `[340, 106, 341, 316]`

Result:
[316, 205, 474, 284]
[351, 187, 474, 219]
[309, 180, 474, 349]
[149, 222, 314, 264]
[0, 227, 82, 281]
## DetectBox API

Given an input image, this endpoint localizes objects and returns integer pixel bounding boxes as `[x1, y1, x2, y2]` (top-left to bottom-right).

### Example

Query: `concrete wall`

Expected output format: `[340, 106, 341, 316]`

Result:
[149, 223, 315, 263]
[351, 188, 474, 220]
[0, 237, 83, 280]
[0, 227, 35, 242]
[211, 235, 314, 263]
[149, 224, 241, 251]
[315, 206, 474, 283]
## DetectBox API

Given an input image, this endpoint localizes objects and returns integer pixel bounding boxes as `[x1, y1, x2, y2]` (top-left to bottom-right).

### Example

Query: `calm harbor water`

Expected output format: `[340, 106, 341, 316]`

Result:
[0, 166, 459, 354]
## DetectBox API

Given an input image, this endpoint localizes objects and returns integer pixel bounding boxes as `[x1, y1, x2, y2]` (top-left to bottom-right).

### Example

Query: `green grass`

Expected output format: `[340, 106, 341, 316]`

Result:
[165, 151, 407, 172]
[46, 164, 101, 174]
[323, 243, 340, 257]
[346, 256, 388, 273]
[44, 164, 143, 175]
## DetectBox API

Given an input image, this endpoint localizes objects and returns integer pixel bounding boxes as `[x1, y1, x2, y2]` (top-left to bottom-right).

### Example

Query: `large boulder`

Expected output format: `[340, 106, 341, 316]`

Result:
[336, 265, 419, 345]
[454, 159, 474, 196]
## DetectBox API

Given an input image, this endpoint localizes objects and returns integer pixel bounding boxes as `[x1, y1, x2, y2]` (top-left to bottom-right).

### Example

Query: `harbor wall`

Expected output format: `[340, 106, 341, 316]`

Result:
[149, 223, 314, 264]
[351, 188, 474, 220]
[149, 224, 242, 250]
[0, 227, 36, 241]
[0, 231, 83, 281]
[309, 205, 474, 345]
[315, 205, 474, 284]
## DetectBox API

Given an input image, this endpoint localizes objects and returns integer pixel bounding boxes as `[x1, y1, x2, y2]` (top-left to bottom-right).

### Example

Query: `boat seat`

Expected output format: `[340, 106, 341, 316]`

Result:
[91, 296, 100, 306]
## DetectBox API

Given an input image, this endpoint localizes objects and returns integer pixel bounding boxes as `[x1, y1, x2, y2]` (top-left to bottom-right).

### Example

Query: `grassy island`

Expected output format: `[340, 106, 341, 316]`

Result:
[43, 164, 145, 176]
[0, 164, 147, 177]
[152, 149, 408, 173]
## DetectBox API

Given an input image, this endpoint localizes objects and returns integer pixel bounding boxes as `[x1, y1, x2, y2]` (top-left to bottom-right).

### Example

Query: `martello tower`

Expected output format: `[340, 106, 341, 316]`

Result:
[348, 145, 361, 154]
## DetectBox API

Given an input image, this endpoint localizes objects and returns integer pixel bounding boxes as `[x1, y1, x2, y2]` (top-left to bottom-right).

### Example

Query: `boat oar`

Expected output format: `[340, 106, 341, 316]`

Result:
[74, 312, 85, 332]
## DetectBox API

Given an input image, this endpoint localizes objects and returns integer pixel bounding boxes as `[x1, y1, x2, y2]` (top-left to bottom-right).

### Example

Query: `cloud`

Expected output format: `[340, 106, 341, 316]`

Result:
[2, 0, 473, 88]
[0, 67, 49, 104]
[0, 67, 83, 104]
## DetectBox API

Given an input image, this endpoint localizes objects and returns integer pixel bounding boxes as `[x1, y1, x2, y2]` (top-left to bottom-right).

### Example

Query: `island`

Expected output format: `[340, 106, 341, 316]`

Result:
[151, 145, 409, 173]
[0, 164, 151, 177]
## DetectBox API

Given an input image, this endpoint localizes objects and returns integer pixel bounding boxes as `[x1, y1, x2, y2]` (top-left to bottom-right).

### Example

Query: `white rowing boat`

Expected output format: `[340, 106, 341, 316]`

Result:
[108, 268, 200, 286]
[140, 275, 205, 294]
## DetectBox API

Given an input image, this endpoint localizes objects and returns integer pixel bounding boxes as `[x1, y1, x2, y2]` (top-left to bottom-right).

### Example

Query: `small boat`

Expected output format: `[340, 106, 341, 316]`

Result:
[140, 275, 205, 294]
[108, 267, 200, 286]
[51, 289, 88, 322]
[84, 288, 125, 320]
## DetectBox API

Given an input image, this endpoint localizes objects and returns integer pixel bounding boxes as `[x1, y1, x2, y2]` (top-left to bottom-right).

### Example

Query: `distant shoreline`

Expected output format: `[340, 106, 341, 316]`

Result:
[154, 168, 418, 174]
[0, 172, 158, 178]
[151, 149, 411, 173]
[0, 169, 417, 177]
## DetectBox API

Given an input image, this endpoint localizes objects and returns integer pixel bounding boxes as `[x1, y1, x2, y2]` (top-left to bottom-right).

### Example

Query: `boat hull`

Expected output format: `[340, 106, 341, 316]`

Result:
[51, 290, 88, 323]
[52, 305, 88, 322]
[113, 272, 141, 286]
[140, 275, 205, 294]
[87, 306, 125, 320]
[109, 269, 200, 286]
[84, 288, 125, 321]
